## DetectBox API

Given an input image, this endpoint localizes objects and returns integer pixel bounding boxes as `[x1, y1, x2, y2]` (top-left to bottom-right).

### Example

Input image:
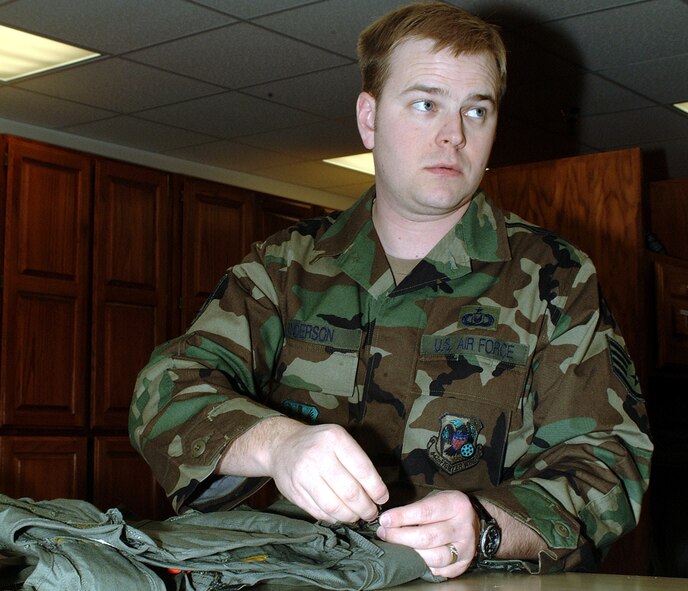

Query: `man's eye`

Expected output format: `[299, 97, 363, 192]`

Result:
[412, 100, 434, 112]
[465, 107, 487, 119]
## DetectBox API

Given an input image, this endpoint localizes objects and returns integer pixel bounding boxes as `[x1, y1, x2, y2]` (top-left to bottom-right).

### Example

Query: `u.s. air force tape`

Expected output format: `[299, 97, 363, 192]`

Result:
[421, 333, 528, 365]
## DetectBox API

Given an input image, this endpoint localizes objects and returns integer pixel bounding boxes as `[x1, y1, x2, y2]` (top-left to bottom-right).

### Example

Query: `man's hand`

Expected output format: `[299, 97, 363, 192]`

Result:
[375, 490, 478, 578]
[217, 417, 389, 524]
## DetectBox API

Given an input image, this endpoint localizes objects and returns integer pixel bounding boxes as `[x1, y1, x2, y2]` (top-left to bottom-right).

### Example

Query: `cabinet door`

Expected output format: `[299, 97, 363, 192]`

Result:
[0, 435, 87, 500]
[0, 135, 6, 340]
[1, 137, 91, 428]
[93, 436, 173, 518]
[180, 178, 253, 328]
[91, 160, 172, 428]
[654, 254, 688, 367]
[650, 179, 688, 260]
[254, 192, 324, 242]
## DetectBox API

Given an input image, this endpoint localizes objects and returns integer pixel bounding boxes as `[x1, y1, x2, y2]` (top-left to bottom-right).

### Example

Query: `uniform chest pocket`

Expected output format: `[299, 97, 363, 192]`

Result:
[401, 393, 512, 492]
[276, 320, 362, 398]
[416, 332, 530, 410]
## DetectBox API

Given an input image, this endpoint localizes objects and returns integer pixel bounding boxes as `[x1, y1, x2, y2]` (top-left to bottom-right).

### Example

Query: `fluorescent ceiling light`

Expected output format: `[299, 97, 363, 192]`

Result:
[324, 152, 375, 176]
[674, 101, 688, 115]
[0, 24, 99, 82]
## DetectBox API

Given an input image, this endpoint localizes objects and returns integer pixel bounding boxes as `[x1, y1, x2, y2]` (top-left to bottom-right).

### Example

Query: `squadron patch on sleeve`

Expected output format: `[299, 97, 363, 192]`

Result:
[427, 413, 483, 474]
[607, 336, 643, 401]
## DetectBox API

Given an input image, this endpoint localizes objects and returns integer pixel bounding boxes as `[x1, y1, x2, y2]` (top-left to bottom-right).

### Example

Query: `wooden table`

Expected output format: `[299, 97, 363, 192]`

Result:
[386, 572, 687, 590]
[262, 572, 687, 590]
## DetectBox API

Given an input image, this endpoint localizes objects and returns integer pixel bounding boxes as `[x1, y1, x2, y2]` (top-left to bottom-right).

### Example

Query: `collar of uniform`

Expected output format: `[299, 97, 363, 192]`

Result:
[311, 187, 511, 289]
[316, 186, 376, 257]
[313, 187, 394, 294]
[432, 190, 512, 270]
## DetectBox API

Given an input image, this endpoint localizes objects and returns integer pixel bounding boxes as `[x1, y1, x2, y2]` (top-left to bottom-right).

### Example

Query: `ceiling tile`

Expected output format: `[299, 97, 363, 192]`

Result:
[164, 140, 300, 171]
[192, 0, 315, 19]
[127, 22, 349, 89]
[254, 0, 412, 58]
[601, 54, 688, 105]
[238, 116, 364, 160]
[0, 87, 113, 128]
[577, 106, 688, 149]
[0, 0, 235, 54]
[532, 0, 688, 71]
[574, 74, 656, 115]
[471, 0, 648, 27]
[136, 91, 319, 139]
[500, 30, 582, 87]
[242, 64, 361, 119]
[15, 58, 221, 112]
[63, 115, 216, 152]
[502, 72, 654, 135]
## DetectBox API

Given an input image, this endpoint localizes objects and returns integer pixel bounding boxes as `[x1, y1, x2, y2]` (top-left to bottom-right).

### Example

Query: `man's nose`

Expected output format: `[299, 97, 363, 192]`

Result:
[437, 115, 466, 149]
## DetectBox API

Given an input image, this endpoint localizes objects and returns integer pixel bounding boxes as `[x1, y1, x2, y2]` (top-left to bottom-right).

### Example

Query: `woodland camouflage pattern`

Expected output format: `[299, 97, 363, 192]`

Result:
[130, 188, 653, 573]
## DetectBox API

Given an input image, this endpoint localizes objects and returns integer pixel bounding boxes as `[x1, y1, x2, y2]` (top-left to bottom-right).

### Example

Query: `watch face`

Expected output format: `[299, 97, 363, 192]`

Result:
[481, 524, 501, 558]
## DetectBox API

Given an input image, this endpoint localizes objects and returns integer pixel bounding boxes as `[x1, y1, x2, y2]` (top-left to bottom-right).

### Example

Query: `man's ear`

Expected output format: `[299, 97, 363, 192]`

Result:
[356, 92, 376, 150]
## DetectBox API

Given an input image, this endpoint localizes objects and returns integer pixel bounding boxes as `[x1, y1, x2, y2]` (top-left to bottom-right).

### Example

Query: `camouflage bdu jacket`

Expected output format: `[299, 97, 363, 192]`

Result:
[130, 188, 652, 574]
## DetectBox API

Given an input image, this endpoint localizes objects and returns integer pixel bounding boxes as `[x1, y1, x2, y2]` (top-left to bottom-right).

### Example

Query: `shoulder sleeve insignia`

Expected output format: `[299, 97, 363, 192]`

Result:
[606, 336, 643, 401]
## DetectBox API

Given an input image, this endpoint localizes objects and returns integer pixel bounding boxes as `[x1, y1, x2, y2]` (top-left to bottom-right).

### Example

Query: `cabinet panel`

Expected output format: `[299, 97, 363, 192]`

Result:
[0, 436, 87, 500]
[96, 302, 158, 426]
[1, 138, 91, 427]
[181, 178, 253, 328]
[93, 436, 172, 519]
[15, 159, 82, 280]
[649, 179, 688, 260]
[3, 292, 83, 426]
[254, 192, 323, 242]
[91, 160, 172, 428]
[654, 254, 688, 367]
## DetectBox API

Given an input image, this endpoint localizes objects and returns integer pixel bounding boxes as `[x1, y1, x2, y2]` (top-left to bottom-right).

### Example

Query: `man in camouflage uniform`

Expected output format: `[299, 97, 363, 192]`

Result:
[130, 1, 652, 579]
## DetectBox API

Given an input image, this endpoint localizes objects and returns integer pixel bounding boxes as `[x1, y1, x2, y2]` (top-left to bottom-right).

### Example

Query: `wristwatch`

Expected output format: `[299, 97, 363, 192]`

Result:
[469, 495, 502, 562]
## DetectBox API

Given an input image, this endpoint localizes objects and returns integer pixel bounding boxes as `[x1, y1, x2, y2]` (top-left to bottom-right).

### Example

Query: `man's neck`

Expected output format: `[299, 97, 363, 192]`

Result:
[372, 196, 469, 260]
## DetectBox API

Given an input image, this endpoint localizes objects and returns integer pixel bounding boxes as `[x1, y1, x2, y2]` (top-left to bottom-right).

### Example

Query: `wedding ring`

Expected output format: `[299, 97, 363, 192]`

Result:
[447, 542, 459, 565]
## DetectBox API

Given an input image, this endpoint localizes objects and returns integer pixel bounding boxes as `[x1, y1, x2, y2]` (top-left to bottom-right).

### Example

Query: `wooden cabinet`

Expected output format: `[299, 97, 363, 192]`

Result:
[93, 435, 172, 518]
[254, 191, 324, 241]
[653, 254, 688, 367]
[649, 178, 688, 369]
[1, 139, 92, 429]
[179, 177, 254, 329]
[0, 135, 317, 517]
[646, 179, 688, 577]
[91, 159, 173, 428]
[0, 435, 87, 500]
[649, 178, 688, 261]
[178, 180, 324, 328]
[0, 137, 171, 517]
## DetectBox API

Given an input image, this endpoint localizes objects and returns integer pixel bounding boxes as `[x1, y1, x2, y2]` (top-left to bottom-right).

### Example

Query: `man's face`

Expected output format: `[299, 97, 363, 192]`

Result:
[357, 38, 499, 222]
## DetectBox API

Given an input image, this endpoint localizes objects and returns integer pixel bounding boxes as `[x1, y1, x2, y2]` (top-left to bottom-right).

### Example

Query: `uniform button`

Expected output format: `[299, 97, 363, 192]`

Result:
[191, 439, 206, 457]
[554, 522, 571, 538]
